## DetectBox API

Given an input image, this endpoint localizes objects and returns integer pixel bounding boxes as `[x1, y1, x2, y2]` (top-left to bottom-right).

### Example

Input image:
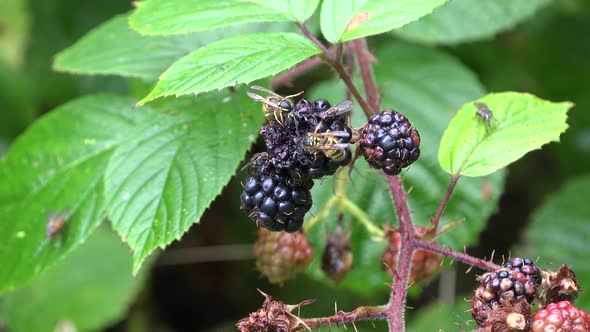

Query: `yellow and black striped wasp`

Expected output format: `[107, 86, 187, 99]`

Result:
[246, 85, 303, 127]
[301, 100, 354, 163]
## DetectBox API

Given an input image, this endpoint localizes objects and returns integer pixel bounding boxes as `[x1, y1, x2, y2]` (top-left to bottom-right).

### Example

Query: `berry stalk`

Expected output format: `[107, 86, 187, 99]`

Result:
[415, 240, 500, 271]
[430, 175, 461, 231]
[296, 23, 374, 118]
[298, 305, 389, 331]
[349, 38, 380, 114]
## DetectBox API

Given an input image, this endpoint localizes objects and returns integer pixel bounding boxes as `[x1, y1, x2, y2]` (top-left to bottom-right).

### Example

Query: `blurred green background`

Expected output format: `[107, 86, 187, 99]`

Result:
[0, 0, 589, 331]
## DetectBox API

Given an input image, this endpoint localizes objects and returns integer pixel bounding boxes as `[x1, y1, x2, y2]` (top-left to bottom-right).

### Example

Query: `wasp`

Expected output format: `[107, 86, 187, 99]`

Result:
[301, 130, 351, 163]
[474, 102, 493, 127]
[246, 85, 303, 127]
[318, 100, 353, 123]
[46, 210, 68, 239]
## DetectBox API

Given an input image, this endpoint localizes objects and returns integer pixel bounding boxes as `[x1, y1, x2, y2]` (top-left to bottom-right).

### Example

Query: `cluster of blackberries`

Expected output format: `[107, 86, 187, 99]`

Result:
[472, 257, 542, 326]
[358, 109, 421, 175]
[240, 87, 353, 232]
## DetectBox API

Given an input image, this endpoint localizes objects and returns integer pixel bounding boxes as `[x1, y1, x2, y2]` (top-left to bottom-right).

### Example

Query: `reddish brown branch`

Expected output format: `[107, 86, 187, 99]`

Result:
[386, 175, 416, 332]
[349, 39, 379, 114]
[297, 305, 388, 331]
[296, 23, 373, 118]
[415, 240, 500, 271]
[431, 175, 461, 230]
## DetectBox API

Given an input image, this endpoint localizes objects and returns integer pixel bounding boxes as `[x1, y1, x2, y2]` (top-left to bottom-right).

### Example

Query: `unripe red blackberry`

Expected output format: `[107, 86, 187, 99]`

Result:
[253, 229, 313, 284]
[240, 171, 313, 232]
[321, 223, 353, 284]
[358, 109, 420, 175]
[381, 227, 442, 284]
[533, 301, 590, 332]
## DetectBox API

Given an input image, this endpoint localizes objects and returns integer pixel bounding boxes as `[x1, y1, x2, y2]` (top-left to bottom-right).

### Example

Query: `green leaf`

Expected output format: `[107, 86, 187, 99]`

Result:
[395, 0, 552, 45]
[53, 13, 298, 81]
[105, 90, 264, 273]
[129, 0, 319, 36]
[53, 14, 197, 80]
[439, 92, 572, 177]
[523, 174, 590, 310]
[0, 59, 36, 140]
[305, 43, 505, 294]
[0, 95, 152, 293]
[0, 0, 30, 68]
[1, 227, 148, 332]
[136, 32, 320, 106]
[407, 296, 475, 331]
[320, 0, 447, 43]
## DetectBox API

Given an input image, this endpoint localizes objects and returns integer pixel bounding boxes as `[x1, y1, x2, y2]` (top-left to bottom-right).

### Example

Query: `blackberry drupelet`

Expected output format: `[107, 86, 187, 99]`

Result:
[533, 301, 590, 332]
[252, 228, 314, 284]
[504, 257, 543, 291]
[358, 109, 420, 175]
[240, 170, 313, 233]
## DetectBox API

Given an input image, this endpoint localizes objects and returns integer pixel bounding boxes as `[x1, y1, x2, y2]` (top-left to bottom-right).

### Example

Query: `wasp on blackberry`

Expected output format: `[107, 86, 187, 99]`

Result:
[246, 85, 303, 127]
[474, 102, 493, 127]
[301, 130, 351, 163]
[318, 100, 353, 123]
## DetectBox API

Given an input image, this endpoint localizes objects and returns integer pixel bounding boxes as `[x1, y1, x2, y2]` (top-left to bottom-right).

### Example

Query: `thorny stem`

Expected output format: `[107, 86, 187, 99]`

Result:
[387, 175, 416, 332]
[415, 240, 501, 271]
[297, 305, 388, 331]
[296, 23, 373, 118]
[349, 39, 379, 114]
[431, 175, 461, 231]
[291, 24, 499, 332]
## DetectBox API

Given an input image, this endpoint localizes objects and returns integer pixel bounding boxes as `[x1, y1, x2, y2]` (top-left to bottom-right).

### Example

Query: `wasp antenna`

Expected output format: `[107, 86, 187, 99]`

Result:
[284, 90, 304, 99]
[250, 85, 282, 98]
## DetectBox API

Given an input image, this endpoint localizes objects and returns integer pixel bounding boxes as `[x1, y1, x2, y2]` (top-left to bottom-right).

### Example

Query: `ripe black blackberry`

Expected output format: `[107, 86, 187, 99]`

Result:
[358, 109, 420, 175]
[472, 261, 541, 326]
[240, 169, 313, 233]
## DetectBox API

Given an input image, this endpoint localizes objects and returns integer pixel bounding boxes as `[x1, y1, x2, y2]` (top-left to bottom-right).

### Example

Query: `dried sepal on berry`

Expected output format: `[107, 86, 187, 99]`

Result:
[541, 264, 581, 306]
[321, 222, 353, 284]
[236, 289, 314, 332]
[253, 229, 313, 285]
[488, 300, 533, 332]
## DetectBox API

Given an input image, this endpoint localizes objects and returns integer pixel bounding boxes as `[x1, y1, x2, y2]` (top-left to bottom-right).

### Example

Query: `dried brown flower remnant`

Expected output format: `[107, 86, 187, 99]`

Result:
[236, 290, 313, 332]
[489, 300, 533, 332]
[541, 264, 581, 306]
[321, 222, 353, 284]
